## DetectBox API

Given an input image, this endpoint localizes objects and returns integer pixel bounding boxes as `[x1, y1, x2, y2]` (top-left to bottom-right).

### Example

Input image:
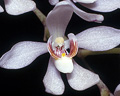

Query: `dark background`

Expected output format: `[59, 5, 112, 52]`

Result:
[0, 0, 120, 96]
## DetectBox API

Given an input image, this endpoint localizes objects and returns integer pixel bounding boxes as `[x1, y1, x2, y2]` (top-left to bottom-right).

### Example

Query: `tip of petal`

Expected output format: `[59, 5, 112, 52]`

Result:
[56, 1, 71, 6]
[73, 0, 96, 4]
[0, 6, 4, 12]
[114, 84, 120, 96]
[45, 87, 64, 95]
[67, 62, 100, 91]
[93, 15, 104, 23]
[49, 0, 59, 5]
[5, 0, 36, 15]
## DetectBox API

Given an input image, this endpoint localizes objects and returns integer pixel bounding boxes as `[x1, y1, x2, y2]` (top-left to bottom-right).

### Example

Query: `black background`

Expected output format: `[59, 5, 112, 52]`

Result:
[0, 0, 120, 96]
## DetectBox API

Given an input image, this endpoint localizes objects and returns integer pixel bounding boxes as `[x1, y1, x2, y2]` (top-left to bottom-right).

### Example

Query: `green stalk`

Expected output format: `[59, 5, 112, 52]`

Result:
[33, 8, 50, 41]
[77, 48, 120, 58]
[33, 8, 46, 26]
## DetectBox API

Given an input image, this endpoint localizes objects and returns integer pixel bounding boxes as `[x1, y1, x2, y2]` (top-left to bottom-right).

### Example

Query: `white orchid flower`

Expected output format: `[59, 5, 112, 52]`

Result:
[50, 0, 120, 12]
[49, 0, 104, 23]
[49, 0, 120, 23]
[0, 1, 120, 95]
[3, 0, 36, 15]
[0, 5, 4, 12]
[110, 84, 120, 96]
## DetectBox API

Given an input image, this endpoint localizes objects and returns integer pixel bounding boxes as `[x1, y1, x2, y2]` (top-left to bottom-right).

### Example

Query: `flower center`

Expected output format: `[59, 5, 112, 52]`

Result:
[47, 34, 78, 73]
[52, 37, 67, 58]
[62, 53, 66, 57]
[55, 37, 64, 46]
[47, 36, 78, 60]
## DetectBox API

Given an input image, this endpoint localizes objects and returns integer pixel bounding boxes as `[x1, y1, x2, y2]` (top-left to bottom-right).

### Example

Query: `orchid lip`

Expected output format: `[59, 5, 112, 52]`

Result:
[54, 56, 73, 73]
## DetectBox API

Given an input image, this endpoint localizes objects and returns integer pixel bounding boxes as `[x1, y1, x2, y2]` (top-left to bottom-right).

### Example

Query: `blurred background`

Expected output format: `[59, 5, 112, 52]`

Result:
[0, 0, 120, 96]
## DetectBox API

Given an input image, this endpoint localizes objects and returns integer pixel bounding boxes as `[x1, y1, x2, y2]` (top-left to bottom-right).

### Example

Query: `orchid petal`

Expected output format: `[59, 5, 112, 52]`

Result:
[73, 0, 96, 4]
[110, 93, 114, 96]
[68, 33, 77, 42]
[46, 1, 73, 40]
[43, 57, 65, 95]
[114, 84, 120, 96]
[0, 6, 4, 12]
[0, 41, 48, 69]
[4, 0, 36, 15]
[67, 33, 78, 58]
[49, 0, 59, 5]
[67, 60, 100, 90]
[76, 26, 120, 51]
[81, 0, 120, 12]
[64, 33, 77, 52]
[69, 1, 104, 23]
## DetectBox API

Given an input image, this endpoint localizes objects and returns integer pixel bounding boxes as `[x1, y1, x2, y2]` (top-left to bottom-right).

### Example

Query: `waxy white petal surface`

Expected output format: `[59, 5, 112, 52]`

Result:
[67, 60, 100, 90]
[0, 6, 4, 12]
[76, 26, 120, 51]
[49, 0, 59, 5]
[114, 84, 120, 96]
[73, 0, 96, 3]
[0, 41, 48, 69]
[81, 0, 120, 12]
[69, 1, 104, 23]
[4, 0, 36, 15]
[43, 57, 65, 95]
[46, 1, 73, 40]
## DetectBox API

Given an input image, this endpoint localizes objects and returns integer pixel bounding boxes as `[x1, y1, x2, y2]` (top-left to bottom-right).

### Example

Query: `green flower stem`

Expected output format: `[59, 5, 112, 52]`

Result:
[97, 80, 112, 96]
[43, 26, 50, 41]
[33, 8, 50, 41]
[77, 48, 120, 58]
[81, 58, 112, 96]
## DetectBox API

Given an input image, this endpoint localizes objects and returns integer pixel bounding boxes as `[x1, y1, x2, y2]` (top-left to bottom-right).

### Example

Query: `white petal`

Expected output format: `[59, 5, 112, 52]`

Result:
[81, 0, 120, 12]
[54, 56, 73, 73]
[110, 93, 114, 96]
[114, 84, 120, 96]
[67, 60, 100, 90]
[46, 1, 73, 40]
[0, 41, 48, 69]
[49, 0, 59, 5]
[69, 1, 104, 23]
[0, 6, 4, 12]
[73, 0, 96, 3]
[43, 57, 65, 95]
[68, 33, 77, 42]
[4, 0, 36, 15]
[76, 26, 120, 51]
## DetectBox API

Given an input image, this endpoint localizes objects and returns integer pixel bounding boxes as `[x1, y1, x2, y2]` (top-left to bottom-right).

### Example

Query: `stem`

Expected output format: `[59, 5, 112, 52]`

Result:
[33, 8, 46, 26]
[78, 48, 120, 58]
[44, 26, 50, 41]
[33, 8, 50, 41]
[97, 80, 112, 96]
